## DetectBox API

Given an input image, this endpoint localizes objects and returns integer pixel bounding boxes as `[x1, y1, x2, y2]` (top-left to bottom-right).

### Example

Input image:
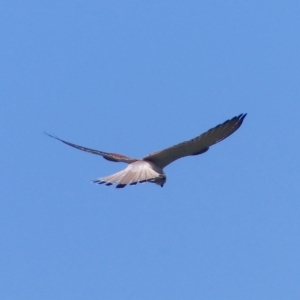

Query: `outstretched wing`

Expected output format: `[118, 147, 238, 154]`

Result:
[143, 113, 247, 168]
[45, 133, 138, 163]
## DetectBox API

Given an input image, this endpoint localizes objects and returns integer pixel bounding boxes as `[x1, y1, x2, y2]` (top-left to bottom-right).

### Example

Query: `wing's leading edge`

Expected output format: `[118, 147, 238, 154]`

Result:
[143, 113, 247, 168]
[44, 133, 138, 163]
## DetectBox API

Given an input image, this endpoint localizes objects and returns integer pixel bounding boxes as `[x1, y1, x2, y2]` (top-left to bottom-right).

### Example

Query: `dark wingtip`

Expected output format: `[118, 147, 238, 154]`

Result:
[232, 113, 247, 131]
[239, 113, 247, 125]
[44, 131, 53, 138]
[231, 113, 247, 126]
[235, 113, 247, 120]
[240, 113, 247, 121]
[44, 132, 61, 141]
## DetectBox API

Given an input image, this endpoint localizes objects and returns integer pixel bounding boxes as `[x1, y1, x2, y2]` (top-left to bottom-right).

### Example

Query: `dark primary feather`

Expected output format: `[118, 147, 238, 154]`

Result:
[44, 132, 137, 163]
[143, 113, 247, 168]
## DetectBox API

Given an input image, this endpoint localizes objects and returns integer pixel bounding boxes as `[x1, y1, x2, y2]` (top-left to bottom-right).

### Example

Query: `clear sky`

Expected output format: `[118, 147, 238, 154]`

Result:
[1, 1, 300, 299]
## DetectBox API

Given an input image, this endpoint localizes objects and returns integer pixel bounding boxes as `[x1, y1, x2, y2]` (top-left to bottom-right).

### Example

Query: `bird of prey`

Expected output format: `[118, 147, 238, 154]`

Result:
[46, 113, 246, 188]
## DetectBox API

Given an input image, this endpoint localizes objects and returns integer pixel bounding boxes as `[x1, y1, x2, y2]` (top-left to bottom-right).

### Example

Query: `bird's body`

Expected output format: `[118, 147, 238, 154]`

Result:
[46, 113, 247, 188]
[93, 160, 166, 188]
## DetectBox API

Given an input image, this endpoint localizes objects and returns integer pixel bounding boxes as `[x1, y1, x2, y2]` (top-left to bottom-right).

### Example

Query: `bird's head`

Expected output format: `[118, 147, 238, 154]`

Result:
[155, 174, 166, 187]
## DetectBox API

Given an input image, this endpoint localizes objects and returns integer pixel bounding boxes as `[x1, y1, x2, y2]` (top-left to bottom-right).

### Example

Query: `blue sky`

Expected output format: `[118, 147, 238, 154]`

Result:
[1, 1, 300, 299]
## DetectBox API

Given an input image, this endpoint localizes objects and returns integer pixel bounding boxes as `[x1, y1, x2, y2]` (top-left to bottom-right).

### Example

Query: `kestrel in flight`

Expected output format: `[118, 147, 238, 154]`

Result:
[46, 113, 247, 188]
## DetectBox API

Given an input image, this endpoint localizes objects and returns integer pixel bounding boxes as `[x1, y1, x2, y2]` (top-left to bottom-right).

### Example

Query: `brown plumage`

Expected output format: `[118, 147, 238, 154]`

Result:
[46, 113, 247, 188]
